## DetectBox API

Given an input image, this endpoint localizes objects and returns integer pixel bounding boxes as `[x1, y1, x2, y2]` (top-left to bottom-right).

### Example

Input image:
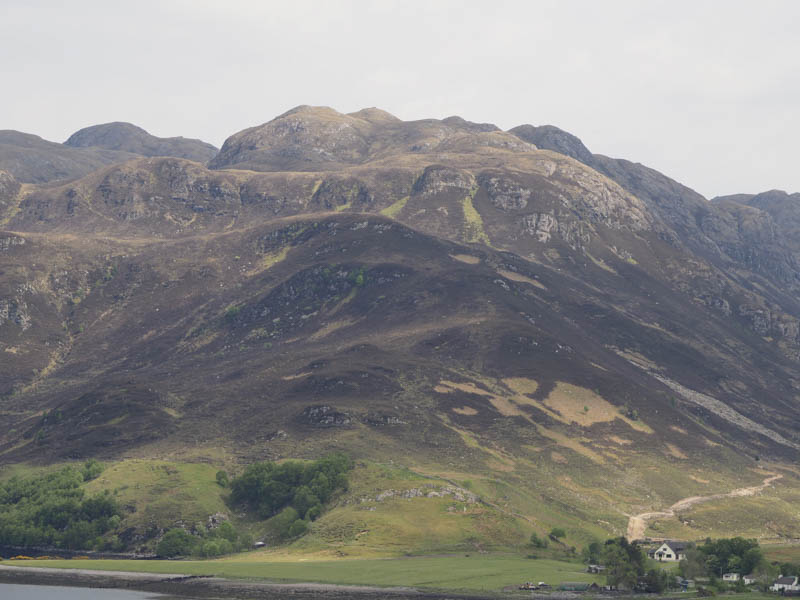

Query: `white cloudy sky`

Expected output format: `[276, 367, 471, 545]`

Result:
[1, 0, 798, 198]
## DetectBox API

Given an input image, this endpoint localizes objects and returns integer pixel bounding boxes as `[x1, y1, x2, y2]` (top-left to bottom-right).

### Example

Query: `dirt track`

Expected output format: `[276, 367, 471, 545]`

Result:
[626, 473, 782, 540]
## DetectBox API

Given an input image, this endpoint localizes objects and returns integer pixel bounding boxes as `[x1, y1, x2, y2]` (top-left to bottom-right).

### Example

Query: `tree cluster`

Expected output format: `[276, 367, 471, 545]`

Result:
[229, 453, 352, 540]
[0, 463, 121, 550]
[679, 538, 764, 579]
[602, 537, 646, 589]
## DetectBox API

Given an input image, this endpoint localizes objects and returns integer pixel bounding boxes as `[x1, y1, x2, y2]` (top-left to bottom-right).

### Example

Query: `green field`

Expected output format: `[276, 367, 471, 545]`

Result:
[4, 555, 598, 592]
[763, 542, 800, 563]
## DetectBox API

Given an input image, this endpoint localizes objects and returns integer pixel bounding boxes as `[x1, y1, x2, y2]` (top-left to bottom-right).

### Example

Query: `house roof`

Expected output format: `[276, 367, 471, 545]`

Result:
[663, 540, 687, 553]
[776, 576, 798, 585]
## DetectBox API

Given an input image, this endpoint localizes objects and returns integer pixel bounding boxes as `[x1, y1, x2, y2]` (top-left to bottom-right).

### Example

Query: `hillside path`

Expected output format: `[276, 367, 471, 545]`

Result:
[626, 473, 782, 541]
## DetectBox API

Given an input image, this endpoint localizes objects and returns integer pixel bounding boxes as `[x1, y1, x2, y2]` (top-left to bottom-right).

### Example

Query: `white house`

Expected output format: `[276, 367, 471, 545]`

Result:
[723, 573, 740, 582]
[743, 575, 757, 585]
[652, 541, 687, 562]
[771, 576, 800, 593]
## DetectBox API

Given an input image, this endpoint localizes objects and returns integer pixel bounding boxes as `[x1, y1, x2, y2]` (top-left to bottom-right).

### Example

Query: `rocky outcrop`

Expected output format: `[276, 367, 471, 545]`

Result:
[355, 484, 479, 504]
[479, 173, 531, 210]
[414, 166, 475, 197]
[0, 298, 31, 330]
[0, 170, 21, 219]
[0, 234, 25, 251]
[299, 405, 353, 428]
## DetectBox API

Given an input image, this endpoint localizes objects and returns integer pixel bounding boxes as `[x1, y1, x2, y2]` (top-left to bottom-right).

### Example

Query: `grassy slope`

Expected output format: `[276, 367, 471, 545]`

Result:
[4, 455, 798, 560]
[643, 474, 800, 541]
[83, 459, 230, 534]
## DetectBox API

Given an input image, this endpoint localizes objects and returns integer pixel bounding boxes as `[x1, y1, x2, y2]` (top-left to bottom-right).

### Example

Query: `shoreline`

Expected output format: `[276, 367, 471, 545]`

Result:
[0, 565, 499, 600]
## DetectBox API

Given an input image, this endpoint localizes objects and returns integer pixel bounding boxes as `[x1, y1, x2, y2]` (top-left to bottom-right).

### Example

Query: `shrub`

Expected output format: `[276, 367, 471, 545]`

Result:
[530, 532, 548, 548]
[215, 521, 237, 543]
[82, 460, 103, 482]
[549, 527, 566, 540]
[267, 506, 300, 540]
[215, 470, 229, 488]
[156, 528, 196, 558]
[288, 519, 309, 538]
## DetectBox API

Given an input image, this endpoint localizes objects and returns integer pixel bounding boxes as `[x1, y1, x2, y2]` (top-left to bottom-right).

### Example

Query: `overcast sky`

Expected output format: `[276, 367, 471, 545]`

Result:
[1, 0, 798, 198]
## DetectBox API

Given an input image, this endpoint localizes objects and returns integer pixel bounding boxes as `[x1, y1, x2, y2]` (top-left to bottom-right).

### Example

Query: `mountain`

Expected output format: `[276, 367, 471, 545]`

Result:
[65, 122, 218, 162]
[0, 130, 137, 184]
[0, 123, 217, 184]
[2, 106, 800, 552]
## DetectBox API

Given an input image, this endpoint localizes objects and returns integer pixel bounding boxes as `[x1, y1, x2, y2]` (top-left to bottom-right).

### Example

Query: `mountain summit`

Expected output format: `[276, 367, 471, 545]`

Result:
[65, 122, 218, 162]
[208, 104, 531, 172]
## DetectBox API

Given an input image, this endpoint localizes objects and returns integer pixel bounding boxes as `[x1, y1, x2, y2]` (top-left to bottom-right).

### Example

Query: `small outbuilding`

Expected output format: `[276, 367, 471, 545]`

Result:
[723, 573, 740, 582]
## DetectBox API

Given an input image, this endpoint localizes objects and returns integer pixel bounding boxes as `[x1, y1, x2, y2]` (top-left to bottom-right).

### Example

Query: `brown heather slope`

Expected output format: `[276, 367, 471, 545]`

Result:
[1, 106, 800, 544]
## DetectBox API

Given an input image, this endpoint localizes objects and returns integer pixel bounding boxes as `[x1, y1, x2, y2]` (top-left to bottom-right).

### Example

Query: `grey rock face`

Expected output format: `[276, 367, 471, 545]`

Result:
[480, 174, 531, 210]
[0, 298, 31, 330]
[299, 405, 352, 428]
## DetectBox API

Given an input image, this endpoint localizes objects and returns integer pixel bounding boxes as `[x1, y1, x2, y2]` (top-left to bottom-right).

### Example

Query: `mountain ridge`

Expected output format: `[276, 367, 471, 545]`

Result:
[2, 106, 800, 549]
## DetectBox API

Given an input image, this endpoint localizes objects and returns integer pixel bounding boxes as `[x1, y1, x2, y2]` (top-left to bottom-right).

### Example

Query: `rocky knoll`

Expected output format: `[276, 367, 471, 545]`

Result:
[65, 122, 218, 163]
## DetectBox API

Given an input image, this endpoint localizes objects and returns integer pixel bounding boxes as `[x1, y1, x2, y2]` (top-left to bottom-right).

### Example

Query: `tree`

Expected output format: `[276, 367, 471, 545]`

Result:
[549, 527, 566, 540]
[215, 470, 229, 488]
[641, 569, 671, 593]
[62, 520, 95, 549]
[292, 485, 320, 520]
[215, 521, 238, 543]
[288, 519, 309, 538]
[82, 460, 104, 482]
[679, 545, 706, 579]
[530, 532, 548, 548]
[602, 537, 645, 589]
[156, 528, 197, 557]
[582, 540, 602, 564]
